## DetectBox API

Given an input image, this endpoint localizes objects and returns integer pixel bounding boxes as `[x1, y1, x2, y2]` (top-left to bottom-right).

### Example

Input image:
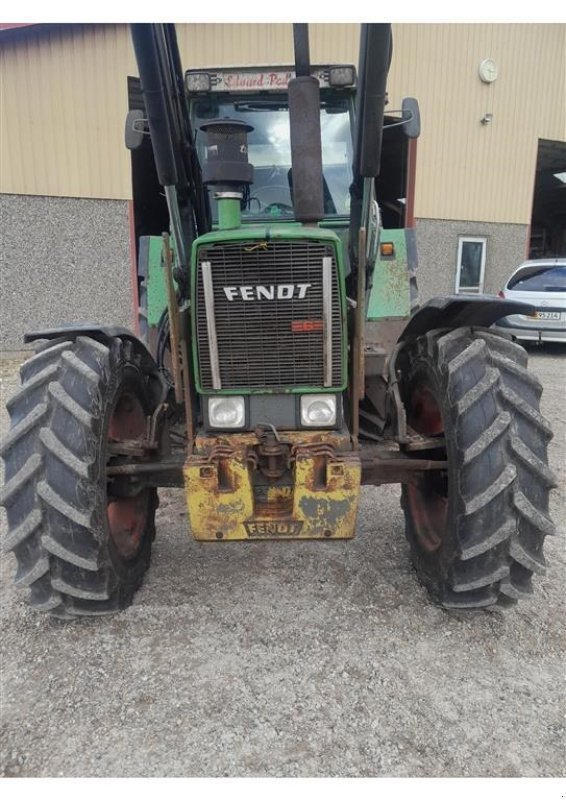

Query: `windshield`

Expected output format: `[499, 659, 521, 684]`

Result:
[192, 93, 354, 221]
[508, 266, 566, 292]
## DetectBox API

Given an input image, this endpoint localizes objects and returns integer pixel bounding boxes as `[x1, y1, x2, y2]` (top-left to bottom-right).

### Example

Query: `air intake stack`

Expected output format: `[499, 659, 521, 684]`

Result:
[201, 118, 254, 229]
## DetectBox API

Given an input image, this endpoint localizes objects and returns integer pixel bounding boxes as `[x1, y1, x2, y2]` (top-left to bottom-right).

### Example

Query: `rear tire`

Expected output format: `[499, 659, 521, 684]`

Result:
[398, 327, 556, 609]
[0, 335, 164, 618]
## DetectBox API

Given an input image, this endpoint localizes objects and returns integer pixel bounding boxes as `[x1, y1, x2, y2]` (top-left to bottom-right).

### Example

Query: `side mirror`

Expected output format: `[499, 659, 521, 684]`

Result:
[401, 97, 420, 139]
[125, 109, 147, 150]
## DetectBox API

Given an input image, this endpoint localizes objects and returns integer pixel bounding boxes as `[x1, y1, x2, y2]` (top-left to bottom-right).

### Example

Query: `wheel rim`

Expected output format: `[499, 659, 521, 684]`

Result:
[107, 391, 149, 560]
[406, 381, 448, 553]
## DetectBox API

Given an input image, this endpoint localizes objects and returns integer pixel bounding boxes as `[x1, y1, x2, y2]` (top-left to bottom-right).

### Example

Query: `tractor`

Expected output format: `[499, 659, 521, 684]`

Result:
[0, 23, 556, 618]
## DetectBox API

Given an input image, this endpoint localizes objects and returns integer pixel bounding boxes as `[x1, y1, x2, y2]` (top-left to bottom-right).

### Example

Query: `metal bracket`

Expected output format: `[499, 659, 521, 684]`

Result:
[386, 340, 409, 444]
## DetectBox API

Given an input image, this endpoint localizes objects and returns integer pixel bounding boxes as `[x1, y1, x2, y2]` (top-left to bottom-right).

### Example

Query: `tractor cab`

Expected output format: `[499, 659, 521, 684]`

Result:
[186, 66, 356, 226]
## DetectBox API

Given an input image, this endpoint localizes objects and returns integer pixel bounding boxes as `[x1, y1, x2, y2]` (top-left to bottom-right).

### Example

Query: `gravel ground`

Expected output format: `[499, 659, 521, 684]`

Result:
[1, 344, 564, 778]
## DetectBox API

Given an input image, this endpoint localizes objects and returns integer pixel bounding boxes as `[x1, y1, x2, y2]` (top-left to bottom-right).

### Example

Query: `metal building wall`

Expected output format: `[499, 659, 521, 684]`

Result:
[176, 22, 361, 68]
[387, 23, 566, 224]
[1, 23, 565, 225]
[1, 24, 133, 200]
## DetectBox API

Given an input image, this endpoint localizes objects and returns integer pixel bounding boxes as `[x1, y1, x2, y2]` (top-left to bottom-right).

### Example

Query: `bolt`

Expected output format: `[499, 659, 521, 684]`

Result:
[216, 531, 224, 540]
[324, 529, 332, 538]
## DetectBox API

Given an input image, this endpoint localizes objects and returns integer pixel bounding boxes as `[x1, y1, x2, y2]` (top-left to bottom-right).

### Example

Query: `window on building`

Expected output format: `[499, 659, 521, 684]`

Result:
[455, 237, 487, 294]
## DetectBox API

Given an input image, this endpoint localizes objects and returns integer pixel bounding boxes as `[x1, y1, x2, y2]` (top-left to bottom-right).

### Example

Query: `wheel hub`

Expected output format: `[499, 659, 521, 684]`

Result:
[407, 381, 448, 553]
[107, 391, 149, 560]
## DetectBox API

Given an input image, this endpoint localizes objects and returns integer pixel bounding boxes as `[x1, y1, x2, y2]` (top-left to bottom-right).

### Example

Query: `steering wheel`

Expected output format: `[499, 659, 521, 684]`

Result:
[251, 185, 294, 214]
[263, 201, 295, 215]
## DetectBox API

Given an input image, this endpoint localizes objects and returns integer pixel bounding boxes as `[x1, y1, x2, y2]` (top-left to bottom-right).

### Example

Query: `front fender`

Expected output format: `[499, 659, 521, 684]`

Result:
[24, 323, 168, 404]
[398, 295, 534, 342]
[24, 323, 149, 354]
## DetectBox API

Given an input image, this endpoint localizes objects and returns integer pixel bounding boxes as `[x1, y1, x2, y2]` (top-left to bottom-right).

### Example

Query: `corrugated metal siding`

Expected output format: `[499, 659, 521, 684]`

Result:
[1, 24, 133, 199]
[1, 23, 565, 225]
[387, 23, 566, 223]
[176, 24, 361, 70]
[177, 23, 293, 67]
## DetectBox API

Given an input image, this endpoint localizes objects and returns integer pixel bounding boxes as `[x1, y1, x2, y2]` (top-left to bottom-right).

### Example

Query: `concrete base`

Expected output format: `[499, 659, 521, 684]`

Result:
[0, 199, 530, 349]
[0, 194, 135, 350]
[415, 218, 528, 303]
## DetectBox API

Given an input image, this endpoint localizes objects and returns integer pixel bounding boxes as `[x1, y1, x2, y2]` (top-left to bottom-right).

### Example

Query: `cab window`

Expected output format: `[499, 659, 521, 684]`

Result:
[192, 94, 354, 221]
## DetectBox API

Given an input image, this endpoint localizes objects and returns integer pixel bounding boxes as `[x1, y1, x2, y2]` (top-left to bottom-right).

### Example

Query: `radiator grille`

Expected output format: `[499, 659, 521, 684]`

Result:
[195, 240, 343, 390]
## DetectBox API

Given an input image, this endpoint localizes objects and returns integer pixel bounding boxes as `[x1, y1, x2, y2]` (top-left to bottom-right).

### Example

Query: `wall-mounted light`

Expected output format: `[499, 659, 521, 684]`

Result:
[480, 113, 493, 126]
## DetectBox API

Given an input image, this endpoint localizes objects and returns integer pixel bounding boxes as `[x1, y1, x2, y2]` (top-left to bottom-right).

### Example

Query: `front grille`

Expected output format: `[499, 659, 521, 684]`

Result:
[195, 239, 343, 390]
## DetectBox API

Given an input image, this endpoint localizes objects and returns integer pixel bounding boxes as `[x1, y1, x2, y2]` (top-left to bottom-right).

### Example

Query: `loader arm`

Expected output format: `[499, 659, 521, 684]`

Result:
[348, 23, 392, 280]
[130, 23, 210, 273]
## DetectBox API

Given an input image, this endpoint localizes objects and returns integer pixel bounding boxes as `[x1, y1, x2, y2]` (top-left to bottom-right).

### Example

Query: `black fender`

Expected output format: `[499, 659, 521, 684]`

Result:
[25, 323, 147, 352]
[397, 295, 534, 342]
[387, 295, 535, 444]
[24, 324, 169, 404]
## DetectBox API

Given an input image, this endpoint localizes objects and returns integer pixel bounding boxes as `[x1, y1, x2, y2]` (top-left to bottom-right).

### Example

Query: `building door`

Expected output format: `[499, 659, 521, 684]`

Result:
[529, 139, 566, 257]
[455, 236, 487, 294]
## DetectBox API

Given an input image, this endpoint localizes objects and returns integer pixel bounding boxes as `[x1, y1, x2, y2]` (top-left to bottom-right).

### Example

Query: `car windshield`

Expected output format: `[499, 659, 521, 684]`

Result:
[192, 93, 353, 221]
[508, 266, 566, 292]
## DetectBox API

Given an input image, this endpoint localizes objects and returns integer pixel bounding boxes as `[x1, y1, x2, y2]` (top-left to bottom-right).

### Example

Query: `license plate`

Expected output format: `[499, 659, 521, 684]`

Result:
[534, 311, 561, 320]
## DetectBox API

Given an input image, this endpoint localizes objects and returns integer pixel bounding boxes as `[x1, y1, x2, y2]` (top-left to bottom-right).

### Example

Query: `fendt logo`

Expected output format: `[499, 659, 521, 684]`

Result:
[223, 284, 312, 301]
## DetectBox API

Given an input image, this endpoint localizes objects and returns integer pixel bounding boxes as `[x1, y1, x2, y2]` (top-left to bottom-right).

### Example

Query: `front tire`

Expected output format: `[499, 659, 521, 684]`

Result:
[0, 335, 164, 618]
[398, 327, 556, 608]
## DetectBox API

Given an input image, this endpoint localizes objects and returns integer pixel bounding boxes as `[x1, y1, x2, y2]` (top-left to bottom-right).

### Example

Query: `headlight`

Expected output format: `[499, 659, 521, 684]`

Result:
[208, 396, 245, 429]
[300, 394, 337, 427]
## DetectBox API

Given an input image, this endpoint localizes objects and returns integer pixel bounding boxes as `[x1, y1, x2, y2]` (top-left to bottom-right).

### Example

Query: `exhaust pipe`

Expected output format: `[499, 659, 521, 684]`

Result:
[288, 24, 324, 224]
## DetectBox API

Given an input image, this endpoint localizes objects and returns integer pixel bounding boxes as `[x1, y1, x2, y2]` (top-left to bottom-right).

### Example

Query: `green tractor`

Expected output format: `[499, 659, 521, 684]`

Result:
[0, 23, 556, 618]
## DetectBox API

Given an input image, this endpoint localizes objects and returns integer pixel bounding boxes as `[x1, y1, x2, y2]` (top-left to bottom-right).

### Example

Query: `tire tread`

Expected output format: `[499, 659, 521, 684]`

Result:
[0, 336, 157, 618]
[400, 326, 555, 609]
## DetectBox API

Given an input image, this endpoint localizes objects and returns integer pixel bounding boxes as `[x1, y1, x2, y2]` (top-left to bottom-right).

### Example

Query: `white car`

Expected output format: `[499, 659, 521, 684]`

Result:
[495, 258, 566, 343]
